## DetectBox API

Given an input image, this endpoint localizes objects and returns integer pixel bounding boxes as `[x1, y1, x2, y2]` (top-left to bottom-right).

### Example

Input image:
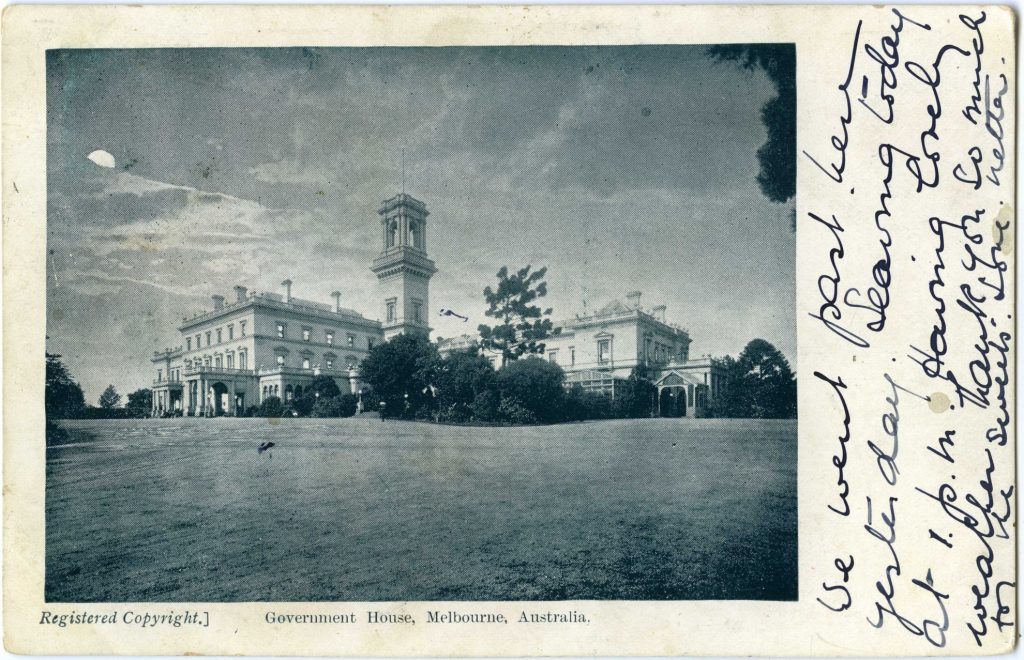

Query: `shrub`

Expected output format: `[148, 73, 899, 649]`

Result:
[470, 388, 500, 423]
[78, 406, 130, 420]
[614, 365, 658, 418]
[435, 402, 473, 424]
[494, 357, 565, 423]
[310, 394, 358, 418]
[497, 396, 537, 425]
[435, 349, 496, 412]
[46, 420, 69, 446]
[258, 396, 284, 417]
[564, 385, 614, 421]
[296, 375, 344, 416]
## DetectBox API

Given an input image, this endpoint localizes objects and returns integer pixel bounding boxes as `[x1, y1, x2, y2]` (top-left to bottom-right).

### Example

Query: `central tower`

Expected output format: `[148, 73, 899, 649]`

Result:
[370, 193, 437, 340]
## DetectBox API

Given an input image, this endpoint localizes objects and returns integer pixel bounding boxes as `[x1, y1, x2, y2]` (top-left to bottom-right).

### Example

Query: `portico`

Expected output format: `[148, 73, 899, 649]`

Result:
[654, 370, 708, 418]
[184, 366, 252, 417]
[150, 381, 183, 417]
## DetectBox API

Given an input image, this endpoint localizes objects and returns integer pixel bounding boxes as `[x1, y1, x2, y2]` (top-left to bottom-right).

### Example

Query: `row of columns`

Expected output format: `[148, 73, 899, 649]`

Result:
[154, 371, 364, 417]
[150, 388, 182, 416]
[183, 378, 239, 417]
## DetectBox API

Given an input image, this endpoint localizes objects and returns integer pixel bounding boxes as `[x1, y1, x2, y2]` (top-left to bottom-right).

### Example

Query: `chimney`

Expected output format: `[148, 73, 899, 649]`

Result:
[626, 291, 642, 310]
[653, 304, 666, 322]
[211, 294, 225, 310]
[234, 285, 248, 303]
[281, 279, 293, 302]
[331, 291, 342, 312]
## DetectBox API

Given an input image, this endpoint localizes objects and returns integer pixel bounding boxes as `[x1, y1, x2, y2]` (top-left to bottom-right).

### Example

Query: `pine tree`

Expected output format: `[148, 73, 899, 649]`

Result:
[478, 265, 559, 366]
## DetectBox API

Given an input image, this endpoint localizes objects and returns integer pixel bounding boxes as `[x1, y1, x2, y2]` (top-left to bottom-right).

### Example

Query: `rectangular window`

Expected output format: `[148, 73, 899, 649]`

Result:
[570, 347, 575, 366]
[347, 334, 355, 347]
[277, 323, 285, 339]
[326, 359, 334, 369]
[302, 328, 311, 342]
[598, 339, 611, 364]
[215, 355, 222, 368]
[277, 355, 285, 366]
[240, 321, 247, 336]
[386, 299, 397, 322]
[195, 334, 201, 348]
[227, 354, 234, 369]
[548, 350, 558, 363]
[206, 331, 212, 346]
[239, 352, 247, 370]
[228, 325, 234, 340]
[302, 358, 311, 370]
[326, 331, 334, 345]
[413, 301, 422, 323]
[367, 338, 375, 351]
[186, 338, 192, 351]
[217, 329, 222, 344]
[157, 369, 162, 382]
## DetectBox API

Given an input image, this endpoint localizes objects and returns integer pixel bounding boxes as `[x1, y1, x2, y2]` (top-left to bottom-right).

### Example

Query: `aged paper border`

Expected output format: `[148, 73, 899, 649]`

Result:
[3, 4, 1016, 656]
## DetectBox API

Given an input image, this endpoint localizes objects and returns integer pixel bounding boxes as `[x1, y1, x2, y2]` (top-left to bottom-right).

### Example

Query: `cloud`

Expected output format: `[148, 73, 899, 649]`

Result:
[87, 149, 116, 168]
[48, 46, 796, 402]
[249, 158, 326, 185]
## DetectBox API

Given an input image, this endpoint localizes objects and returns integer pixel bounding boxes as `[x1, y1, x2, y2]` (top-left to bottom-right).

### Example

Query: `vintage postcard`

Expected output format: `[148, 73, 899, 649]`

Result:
[2, 4, 1016, 656]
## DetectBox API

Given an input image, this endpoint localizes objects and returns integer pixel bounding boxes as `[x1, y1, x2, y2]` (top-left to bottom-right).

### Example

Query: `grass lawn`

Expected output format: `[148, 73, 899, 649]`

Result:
[46, 417, 796, 602]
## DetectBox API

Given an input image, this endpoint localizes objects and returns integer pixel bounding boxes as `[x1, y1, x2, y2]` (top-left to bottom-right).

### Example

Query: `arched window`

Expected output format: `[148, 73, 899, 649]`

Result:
[388, 220, 399, 248]
[410, 221, 421, 248]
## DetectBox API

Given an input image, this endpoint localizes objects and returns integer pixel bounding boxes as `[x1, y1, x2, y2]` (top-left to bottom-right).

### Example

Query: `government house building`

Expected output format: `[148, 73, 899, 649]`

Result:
[149, 192, 433, 417]
[151, 192, 722, 418]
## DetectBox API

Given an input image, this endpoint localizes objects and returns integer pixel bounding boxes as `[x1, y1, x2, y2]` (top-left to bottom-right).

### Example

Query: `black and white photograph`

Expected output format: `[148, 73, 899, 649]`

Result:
[44, 44, 797, 603]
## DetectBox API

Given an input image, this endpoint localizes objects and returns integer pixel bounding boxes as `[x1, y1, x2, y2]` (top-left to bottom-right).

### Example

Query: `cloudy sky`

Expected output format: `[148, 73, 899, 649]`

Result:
[47, 46, 795, 403]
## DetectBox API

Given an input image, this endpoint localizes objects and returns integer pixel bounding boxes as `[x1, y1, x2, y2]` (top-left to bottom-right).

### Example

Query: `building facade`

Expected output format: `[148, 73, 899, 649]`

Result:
[438, 291, 726, 418]
[150, 191, 723, 418]
[150, 193, 432, 416]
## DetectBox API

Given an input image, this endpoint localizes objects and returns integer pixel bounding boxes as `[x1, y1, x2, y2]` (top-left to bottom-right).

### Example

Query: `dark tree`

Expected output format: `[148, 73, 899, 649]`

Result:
[721, 339, 796, 418]
[707, 44, 795, 203]
[478, 265, 559, 366]
[434, 348, 498, 422]
[45, 353, 85, 420]
[615, 363, 658, 418]
[98, 385, 121, 410]
[125, 388, 153, 418]
[359, 334, 440, 419]
[494, 357, 565, 424]
[709, 355, 742, 417]
[295, 374, 343, 415]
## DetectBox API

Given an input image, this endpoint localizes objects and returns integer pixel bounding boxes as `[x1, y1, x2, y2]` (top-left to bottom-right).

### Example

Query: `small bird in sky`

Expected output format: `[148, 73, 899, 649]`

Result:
[258, 441, 275, 455]
[439, 308, 469, 322]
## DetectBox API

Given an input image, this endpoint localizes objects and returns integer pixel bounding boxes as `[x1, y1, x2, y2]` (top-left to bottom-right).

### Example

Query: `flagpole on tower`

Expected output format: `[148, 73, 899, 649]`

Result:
[401, 148, 405, 195]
